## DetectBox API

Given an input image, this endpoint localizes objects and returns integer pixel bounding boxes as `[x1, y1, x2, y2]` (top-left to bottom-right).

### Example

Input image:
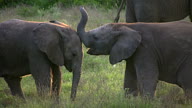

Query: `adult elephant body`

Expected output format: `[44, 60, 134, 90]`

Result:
[114, 0, 192, 22]
[0, 19, 83, 100]
[78, 7, 192, 98]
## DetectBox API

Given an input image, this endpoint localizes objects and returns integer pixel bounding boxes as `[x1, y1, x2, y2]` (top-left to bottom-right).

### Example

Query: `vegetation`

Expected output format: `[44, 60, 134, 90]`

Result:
[0, 5, 192, 108]
[0, 0, 122, 9]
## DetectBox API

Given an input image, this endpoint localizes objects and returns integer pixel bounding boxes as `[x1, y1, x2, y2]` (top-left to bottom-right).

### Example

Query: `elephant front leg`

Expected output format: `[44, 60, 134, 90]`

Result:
[134, 49, 159, 98]
[124, 60, 138, 97]
[4, 76, 25, 99]
[29, 54, 52, 97]
[135, 61, 159, 98]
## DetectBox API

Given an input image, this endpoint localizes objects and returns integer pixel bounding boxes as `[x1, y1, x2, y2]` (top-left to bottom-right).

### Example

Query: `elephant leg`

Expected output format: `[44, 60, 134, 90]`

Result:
[135, 62, 158, 97]
[4, 76, 25, 99]
[177, 58, 192, 99]
[134, 49, 159, 98]
[124, 59, 138, 97]
[179, 78, 192, 99]
[126, 0, 137, 22]
[190, 1, 192, 22]
[134, 2, 159, 22]
[29, 53, 51, 97]
[51, 64, 61, 97]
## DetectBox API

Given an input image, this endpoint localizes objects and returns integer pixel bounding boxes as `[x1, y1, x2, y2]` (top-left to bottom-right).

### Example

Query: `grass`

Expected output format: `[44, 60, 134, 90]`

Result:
[0, 5, 192, 108]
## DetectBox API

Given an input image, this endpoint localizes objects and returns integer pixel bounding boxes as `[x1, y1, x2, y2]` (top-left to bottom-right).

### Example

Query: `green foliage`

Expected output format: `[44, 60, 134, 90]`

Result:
[16, 5, 62, 18]
[0, 0, 121, 9]
[17, 6, 39, 17]
[0, 0, 57, 9]
[22, 0, 58, 9]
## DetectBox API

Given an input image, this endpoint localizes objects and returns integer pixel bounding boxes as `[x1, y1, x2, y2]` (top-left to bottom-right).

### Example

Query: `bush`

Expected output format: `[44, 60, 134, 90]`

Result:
[0, 0, 122, 9]
[17, 6, 39, 17]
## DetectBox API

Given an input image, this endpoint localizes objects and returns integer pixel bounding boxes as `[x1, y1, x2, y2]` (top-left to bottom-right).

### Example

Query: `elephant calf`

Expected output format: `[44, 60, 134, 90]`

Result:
[0, 19, 83, 100]
[77, 7, 192, 98]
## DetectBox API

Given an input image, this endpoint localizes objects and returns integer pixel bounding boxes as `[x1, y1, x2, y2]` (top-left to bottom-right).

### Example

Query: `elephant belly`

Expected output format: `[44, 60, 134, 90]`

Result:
[0, 55, 31, 77]
[158, 55, 191, 85]
[158, 71, 177, 84]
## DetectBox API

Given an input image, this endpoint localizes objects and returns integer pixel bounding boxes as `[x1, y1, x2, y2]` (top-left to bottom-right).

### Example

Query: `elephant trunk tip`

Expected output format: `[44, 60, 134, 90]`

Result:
[77, 7, 88, 34]
[77, 6, 90, 47]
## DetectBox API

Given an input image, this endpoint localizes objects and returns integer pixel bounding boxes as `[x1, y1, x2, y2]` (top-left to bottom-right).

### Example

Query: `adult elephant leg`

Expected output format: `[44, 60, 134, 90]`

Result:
[190, 0, 192, 22]
[134, 2, 159, 22]
[51, 64, 61, 97]
[126, 0, 136, 22]
[29, 53, 52, 97]
[4, 76, 25, 99]
[134, 48, 159, 98]
[124, 59, 138, 97]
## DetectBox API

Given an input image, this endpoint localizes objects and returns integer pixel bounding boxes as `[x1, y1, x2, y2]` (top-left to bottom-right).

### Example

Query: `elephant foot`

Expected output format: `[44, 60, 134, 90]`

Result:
[124, 88, 138, 98]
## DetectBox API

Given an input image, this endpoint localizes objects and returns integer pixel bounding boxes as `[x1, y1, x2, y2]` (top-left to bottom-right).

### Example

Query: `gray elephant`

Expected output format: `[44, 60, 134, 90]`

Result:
[0, 19, 83, 100]
[114, 0, 192, 22]
[77, 7, 192, 98]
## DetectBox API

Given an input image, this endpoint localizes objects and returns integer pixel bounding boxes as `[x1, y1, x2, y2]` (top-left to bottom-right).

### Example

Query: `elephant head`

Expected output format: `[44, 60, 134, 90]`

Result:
[33, 23, 83, 100]
[77, 7, 141, 64]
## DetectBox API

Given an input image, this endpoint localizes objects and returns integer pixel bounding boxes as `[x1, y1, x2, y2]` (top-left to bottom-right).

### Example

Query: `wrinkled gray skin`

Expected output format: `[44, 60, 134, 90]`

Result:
[114, 0, 192, 22]
[77, 7, 192, 98]
[0, 19, 83, 100]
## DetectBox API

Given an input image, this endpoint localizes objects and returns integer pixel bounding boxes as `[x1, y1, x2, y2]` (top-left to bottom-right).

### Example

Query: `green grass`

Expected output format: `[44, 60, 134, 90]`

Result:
[0, 5, 192, 108]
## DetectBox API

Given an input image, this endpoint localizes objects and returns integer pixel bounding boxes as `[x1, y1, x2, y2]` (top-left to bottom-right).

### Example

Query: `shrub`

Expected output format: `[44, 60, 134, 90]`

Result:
[17, 6, 39, 17]
[0, 0, 122, 9]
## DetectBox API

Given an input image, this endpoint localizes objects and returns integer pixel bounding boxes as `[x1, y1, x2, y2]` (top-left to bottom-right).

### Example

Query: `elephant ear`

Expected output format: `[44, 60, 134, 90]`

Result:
[109, 27, 141, 64]
[33, 23, 64, 66]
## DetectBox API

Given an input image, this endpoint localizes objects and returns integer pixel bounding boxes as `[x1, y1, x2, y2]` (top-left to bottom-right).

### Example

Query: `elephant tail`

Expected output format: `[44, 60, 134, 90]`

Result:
[114, 0, 126, 23]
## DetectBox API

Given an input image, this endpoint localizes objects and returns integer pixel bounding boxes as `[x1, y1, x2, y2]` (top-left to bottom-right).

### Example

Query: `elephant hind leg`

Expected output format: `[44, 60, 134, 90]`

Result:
[4, 76, 25, 99]
[177, 57, 192, 99]
[51, 64, 61, 98]
[126, 0, 137, 22]
[177, 73, 192, 99]
[190, 0, 192, 22]
[189, 14, 192, 22]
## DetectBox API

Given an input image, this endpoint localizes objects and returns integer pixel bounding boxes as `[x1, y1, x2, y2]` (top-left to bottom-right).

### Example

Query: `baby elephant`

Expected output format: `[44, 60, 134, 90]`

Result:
[0, 19, 83, 100]
[77, 7, 192, 98]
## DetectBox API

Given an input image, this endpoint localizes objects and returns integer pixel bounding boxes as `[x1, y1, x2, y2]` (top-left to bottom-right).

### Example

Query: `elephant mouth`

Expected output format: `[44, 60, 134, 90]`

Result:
[87, 48, 109, 55]
[66, 66, 72, 72]
[87, 48, 99, 55]
[65, 63, 73, 72]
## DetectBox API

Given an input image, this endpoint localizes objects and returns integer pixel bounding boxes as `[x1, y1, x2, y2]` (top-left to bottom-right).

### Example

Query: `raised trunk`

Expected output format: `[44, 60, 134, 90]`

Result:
[77, 7, 90, 47]
[70, 57, 82, 101]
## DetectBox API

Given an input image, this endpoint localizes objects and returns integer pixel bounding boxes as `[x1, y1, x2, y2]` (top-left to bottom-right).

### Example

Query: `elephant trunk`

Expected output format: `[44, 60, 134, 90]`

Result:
[70, 56, 82, 101]
[77, 7, 90, 47]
